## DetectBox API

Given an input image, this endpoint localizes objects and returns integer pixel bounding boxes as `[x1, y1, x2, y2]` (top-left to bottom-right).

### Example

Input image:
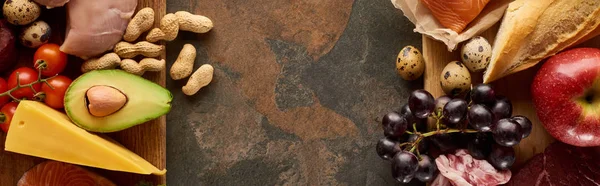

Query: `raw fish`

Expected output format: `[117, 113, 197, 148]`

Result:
[59, 0, 137, 58]
[421, 0, 490, 33]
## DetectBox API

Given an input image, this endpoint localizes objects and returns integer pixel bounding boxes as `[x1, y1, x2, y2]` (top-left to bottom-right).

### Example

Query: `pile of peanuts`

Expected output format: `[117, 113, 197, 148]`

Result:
[81, 8, 214, 96]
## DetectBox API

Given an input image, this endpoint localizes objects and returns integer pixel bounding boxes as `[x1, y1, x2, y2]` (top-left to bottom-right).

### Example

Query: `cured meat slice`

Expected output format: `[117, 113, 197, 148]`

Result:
[434, 149, 511, 186]
[420, 0, 491, 33]
[17, 161, 116, 186]
[431, 174, 453, 186]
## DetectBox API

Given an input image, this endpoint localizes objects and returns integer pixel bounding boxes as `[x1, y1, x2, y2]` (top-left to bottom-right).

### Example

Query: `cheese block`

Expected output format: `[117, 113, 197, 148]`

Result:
[483, 0, 600, 83]
[4, 100, 166, 175]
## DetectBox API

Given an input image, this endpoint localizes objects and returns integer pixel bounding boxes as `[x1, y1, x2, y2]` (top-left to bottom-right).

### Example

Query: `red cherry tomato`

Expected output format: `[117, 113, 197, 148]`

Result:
[8, 67, 41, 99]
[33, 43, 68, 77]
[41, 75, 72, 109]
[0, 102, 18, 133]
[0, 78, 9, 106]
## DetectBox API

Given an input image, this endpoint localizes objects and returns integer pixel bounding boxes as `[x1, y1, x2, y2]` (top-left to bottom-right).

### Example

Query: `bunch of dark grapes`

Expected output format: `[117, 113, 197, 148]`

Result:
[376, 84, 532, 184]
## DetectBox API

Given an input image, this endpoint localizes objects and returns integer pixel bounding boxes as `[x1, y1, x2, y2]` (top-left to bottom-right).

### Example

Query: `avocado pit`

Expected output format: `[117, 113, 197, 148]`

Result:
[85, 86, 127, 117]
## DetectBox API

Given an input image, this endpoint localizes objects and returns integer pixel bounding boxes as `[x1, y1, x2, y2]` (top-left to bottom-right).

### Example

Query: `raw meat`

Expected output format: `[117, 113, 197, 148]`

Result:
[420, 0, 491, 33]
[506, 142, 600, 186]
[18, 161, 115, 186]
[34, 0, 69, 8]
[432, 174, 453, 186]
[434, 149, 511, 186]
[59, 0, 137, 58]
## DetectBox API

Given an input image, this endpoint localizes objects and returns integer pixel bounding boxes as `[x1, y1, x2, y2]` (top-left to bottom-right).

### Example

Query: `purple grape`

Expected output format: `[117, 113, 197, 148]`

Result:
[376, 138, 402, 160]
[415, 155, 438, 182]
[391, 151, 419, 183]
[400, 104, 426, 130]
[434, 96, 451, 115]
[467, 133, 493, 160]
[408, 89, 435, 119]
[488, 144, 515, 170]
[471, 84, 496, 104]
[492, 118, 522, 147]
[400, 104, 413, 117]
[512, 115, 532, 139]
[407, 134, 429, 153]
[442, 99, 468, 125]
[464, 89, 472, 103]
[490, 96, 512, 121]
[430, 133, 458, 152]
[468, 104, 494, 132]
[382, 112, 408, 138]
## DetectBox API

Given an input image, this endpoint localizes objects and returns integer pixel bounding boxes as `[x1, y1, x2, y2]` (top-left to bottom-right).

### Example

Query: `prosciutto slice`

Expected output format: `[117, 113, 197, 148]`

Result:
[433, 149, 511, 186]
[59, 0, 137, 58]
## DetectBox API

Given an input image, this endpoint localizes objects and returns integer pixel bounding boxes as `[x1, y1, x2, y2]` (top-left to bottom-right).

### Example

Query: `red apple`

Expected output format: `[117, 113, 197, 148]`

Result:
[532, 48, 600, 147]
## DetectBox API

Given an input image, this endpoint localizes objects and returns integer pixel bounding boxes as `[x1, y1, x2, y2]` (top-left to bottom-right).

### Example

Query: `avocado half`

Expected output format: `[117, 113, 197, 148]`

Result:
[64, 70, 172, 133]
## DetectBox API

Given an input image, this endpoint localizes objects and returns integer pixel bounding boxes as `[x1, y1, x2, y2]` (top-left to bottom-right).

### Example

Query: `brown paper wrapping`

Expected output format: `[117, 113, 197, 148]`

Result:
[392, 0, 511, 51]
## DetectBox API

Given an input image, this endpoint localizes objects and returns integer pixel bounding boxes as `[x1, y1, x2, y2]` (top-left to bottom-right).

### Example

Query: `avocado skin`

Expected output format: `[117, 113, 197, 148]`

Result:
[64, 70, 173, 133]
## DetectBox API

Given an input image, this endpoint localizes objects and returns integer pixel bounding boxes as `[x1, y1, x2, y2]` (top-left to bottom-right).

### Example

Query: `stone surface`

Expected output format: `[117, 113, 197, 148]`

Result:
[165, 0, 423, 185]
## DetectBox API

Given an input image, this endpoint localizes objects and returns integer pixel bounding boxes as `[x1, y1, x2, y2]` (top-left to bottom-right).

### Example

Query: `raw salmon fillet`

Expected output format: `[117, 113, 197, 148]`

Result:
[17, 161, 116, 186]
[421, 0, 491, 33]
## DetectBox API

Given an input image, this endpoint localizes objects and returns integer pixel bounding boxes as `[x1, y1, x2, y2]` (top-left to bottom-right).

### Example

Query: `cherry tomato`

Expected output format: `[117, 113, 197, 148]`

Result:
[41, 75, 72, 109]
[8, 67, 41, 99]
[0, 102, 18, 133]
[33, 43, 68, 77]
[0, 78, 9, 106]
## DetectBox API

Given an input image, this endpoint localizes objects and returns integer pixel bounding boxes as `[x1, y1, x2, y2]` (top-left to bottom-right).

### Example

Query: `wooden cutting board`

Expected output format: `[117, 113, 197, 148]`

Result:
[422, 23, 556, 168]
[0, 0, 167, 185]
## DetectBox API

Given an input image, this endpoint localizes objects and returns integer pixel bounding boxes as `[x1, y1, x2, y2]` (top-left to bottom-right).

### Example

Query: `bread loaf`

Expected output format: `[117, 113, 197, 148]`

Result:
[483, 0, 600, 83]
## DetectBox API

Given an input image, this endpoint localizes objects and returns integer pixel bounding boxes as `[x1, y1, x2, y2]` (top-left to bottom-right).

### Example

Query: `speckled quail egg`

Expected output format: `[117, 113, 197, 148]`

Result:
[3, 0, 41, 25]
[461, 36, 492, 72]
[440, 61, 471, 96]
[20, 20, 50, 48]
[396, 45, 425, 81]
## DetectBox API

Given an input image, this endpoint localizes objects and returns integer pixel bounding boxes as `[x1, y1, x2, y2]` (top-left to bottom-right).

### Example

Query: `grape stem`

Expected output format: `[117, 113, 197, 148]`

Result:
[412, 123, 418, 133]
[404, 116, 478, 155]
[398, 142, 412, 148]
[408, 136, 422, 152]
[415, 145, 422, 160]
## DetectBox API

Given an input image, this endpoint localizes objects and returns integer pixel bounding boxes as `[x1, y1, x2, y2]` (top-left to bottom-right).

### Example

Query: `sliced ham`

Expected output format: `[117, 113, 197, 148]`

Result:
[33, 0, 70, 8]
[434, 149, 511, 186]
[59, 0, 137, 58]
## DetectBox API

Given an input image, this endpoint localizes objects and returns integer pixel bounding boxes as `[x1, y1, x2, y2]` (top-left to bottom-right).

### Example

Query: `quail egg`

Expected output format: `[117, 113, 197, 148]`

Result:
[396, 45, 425, 81]
[20, 20, 50, 48]
[461, 36, 492, 72]
[440, 61, 471, 96]
[3, 0, 41, 25]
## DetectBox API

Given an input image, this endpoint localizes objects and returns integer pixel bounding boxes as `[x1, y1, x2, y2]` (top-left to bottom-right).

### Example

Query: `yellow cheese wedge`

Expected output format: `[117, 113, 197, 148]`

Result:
[4, 100, 166, 175]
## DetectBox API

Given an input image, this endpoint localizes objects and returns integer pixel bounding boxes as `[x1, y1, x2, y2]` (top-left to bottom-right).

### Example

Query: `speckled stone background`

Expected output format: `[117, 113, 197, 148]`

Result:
[165, 0, 423, 185]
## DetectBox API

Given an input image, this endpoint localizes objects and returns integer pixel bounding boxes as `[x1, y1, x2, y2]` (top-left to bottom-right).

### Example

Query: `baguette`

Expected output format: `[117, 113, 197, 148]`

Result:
[483, 0, 600, 83]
